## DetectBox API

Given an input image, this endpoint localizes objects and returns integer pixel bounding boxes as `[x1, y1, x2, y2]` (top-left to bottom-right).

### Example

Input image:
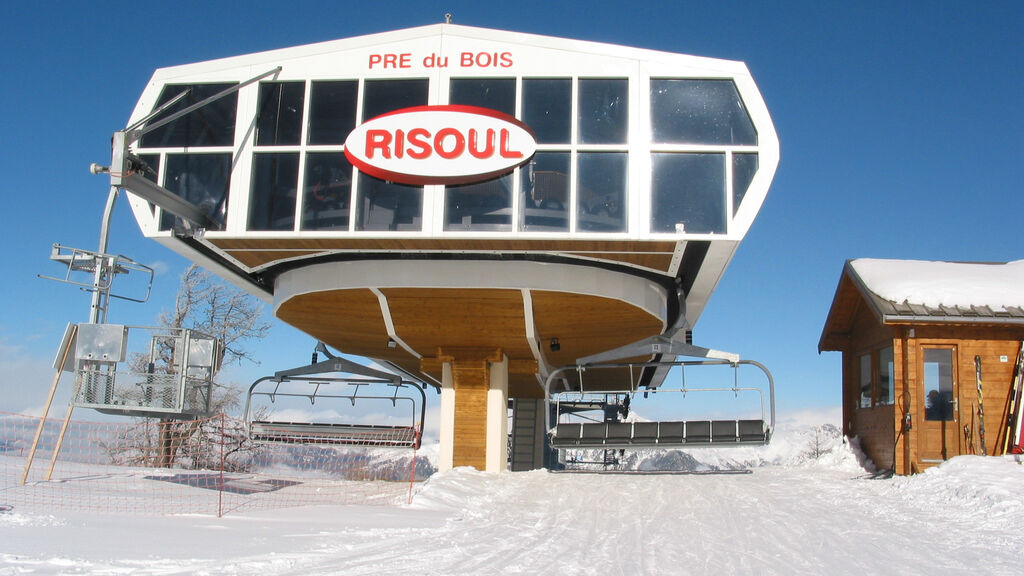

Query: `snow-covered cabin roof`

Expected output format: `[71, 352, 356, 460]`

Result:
[819, 258, 1024, 351]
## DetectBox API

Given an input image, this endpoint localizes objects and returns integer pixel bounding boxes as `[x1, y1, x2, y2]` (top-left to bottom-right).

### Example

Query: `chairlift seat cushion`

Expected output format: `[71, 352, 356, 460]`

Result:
[685, 421, 711, 442]
[250, 420, 419, 447]
[606, 422, 632, 440]
[632, 422, 659, 441]
[712, 420, 739, 441]
[658, 422, 685, 443]
[739, 419, 767, 442]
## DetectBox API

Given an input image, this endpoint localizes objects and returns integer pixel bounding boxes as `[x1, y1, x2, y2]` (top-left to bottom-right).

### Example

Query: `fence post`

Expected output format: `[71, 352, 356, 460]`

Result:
[218, 412, 225, 518]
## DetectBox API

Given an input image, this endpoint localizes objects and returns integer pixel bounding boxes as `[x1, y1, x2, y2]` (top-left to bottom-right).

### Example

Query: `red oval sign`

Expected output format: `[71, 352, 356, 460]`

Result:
[344, 105, 536, 186]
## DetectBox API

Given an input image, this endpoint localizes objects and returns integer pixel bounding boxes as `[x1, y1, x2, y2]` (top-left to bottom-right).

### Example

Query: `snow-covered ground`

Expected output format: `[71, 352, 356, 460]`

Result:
[3, 422, 1024, 575]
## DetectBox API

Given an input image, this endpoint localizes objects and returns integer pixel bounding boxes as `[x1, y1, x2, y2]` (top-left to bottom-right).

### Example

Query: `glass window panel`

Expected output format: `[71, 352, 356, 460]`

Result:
[356, 175, 422, 231]
[651, 79, 757, 145]
[651, 153, 726, 234]
[141, 84, 237, 148]
[522, 78, 571, 144]
[578, 79, 628, 144]
[308, 81, 357, 145]
[362, 79, 429, 121]
[256, 82, 305, 146]
[248, 153, 299, 231]
[859, 354, 872, 409]
[577, 152, 627, 232]
[878, 347, 895, 406]
[520, 152, 569, 232]
[353, 79, 427, 232]
[161, 153, 232, 231]
[924, 348, 954, 421]
[732, 153, 758, 216]
[449, 78, 516, 115]
[302, 152, 353, 230]
[445, 174, 513, 231]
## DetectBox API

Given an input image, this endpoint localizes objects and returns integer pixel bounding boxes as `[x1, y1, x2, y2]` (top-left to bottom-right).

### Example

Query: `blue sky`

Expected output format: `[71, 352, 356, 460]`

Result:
[1, 1, 1021, 424]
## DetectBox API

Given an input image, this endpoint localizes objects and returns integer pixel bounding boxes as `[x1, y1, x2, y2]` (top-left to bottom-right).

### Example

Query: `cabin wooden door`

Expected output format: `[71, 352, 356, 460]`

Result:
[920, 346, 961, 463]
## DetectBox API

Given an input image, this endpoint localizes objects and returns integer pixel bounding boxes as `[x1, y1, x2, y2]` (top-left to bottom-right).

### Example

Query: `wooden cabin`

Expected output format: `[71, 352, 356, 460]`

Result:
[819, 259, 1024, 475]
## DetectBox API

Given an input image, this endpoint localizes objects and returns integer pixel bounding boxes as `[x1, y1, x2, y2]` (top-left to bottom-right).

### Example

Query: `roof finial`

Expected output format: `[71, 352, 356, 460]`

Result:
[444, 13, 452, 24]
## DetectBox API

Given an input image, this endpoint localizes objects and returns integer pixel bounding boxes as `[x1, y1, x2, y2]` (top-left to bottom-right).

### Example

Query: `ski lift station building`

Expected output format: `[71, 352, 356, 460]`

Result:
[107, 23, 780, 472]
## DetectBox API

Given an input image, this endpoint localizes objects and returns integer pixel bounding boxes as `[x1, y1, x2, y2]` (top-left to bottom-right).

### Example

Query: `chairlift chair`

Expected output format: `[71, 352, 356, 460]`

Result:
[244, 371, 427, 449]
[546, 358, 775, 450]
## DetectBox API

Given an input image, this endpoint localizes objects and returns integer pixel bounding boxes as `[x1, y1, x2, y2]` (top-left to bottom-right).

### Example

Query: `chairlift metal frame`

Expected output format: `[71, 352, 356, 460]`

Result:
[545, 358, 775, 450]
[243, 352, 427, 449]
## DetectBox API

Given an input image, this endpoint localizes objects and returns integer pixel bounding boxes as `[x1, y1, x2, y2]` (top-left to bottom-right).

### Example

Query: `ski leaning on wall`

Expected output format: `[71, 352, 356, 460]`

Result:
[975, 355, 987, 455]
[1004, 342, 1024, 455]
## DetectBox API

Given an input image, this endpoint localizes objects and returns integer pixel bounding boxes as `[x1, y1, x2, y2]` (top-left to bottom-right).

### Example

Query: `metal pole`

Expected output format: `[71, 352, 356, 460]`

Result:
[89, 186, 120, 324]
[20, 324, 77, 485]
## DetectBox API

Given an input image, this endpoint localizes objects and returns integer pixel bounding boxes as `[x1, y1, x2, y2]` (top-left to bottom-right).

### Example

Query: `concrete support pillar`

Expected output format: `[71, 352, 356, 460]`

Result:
[432, 348, 508, 472]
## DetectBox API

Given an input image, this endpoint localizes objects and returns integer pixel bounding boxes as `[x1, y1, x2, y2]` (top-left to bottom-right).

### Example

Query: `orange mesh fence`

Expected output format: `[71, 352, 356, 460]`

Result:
[0, 412, 427, 517]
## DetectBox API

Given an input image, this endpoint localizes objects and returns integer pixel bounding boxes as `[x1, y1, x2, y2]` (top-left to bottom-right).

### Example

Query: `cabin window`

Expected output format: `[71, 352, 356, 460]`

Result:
[923, 349, 955, 421]
[355, 79, 428, 231]
[302, 153, 352, 230]
[308, 80, 357, 145]
[578, 79, 628, 144]
[577, 152, 627, 232]
[877, 347, 895, 406]
[160, 153, 232, 231]
[248, 153, 299, 231]
[140, 83, 238, 148]
[362, 79, 428, 120]
[651, 153, 726, 234]
[449, 78, 516, 115]
[650, 79, 756, 145]
[732, 153, 758, 216]
[522, 78, 571, 144]
[859, 353, 872, 409]
[256, 82, 305, 146]
[520, 152, 570, 231]
[445, 79, 517, 231]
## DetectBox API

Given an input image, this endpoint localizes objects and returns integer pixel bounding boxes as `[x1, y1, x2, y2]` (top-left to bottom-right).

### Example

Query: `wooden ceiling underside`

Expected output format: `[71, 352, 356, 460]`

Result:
[276, 287, 664, 398]
[207, 237, 680, 276]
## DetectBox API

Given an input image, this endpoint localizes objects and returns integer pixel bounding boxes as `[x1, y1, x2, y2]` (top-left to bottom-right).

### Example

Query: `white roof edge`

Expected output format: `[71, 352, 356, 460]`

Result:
[148, 22, 752, 80]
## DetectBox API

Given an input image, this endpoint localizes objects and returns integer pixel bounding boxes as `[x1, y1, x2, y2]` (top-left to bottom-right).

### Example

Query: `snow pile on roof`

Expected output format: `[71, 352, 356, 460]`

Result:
[851, 258, 1024, 311]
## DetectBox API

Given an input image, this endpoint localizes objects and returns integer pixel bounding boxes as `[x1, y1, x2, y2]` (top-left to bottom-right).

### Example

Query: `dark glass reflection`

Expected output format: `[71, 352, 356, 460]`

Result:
[445, 174, 513, 231]
[577, 152, 627, 232]
[362, 79, 429, 120]
[136, 154, 161, 216]
[651, 79, 757, 145]
[522, 79, 571, 144]
[578, 79, 628, 144]
[161, 154, 232, 231]
[732, 153, 758, 216]
[141, 84, 237, 148]
[924, 349, 955, 421]
[450, 78, 516, 115]
[356, 176, 423, 231]
[303, 153, 353, 230]
[520, 152, 569, 231]
[249, 153, 299, 231]
[308, 81, 357, 145]
[356, 79, 427, 230]
[256, 82, 304, 146]
[651, 153, 726, 234]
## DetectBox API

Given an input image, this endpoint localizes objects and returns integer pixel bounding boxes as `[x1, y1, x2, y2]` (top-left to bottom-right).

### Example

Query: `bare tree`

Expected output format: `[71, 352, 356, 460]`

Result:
[117, 264, 272, 468]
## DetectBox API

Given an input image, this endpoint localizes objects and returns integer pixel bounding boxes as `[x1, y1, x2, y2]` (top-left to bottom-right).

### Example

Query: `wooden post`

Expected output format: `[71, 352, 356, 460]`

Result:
[21, 324, 77, 485]
[426, 348, 506, 471]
